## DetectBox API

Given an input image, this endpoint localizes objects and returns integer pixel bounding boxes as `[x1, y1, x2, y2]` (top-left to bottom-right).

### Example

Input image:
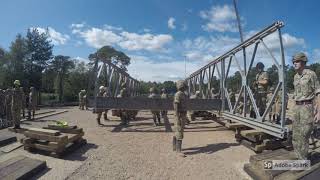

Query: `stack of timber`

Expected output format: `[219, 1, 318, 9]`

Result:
[21, 126, 86, 158]
[244, 148, 320, 180]
[0, 155, 47, 180]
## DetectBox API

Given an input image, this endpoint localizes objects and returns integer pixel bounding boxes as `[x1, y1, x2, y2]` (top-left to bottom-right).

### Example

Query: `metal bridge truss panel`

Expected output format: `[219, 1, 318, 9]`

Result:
[186, 21, 288, 138]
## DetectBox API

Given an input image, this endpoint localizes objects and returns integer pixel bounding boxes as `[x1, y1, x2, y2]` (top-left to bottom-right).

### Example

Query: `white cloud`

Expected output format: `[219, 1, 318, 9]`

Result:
[71, 25, 173, 51]
[119, 32, 173, 51]
[77, 28, 122, 48]
[181, 23, 188, 31]
[168, 17, 176, 29]
[200, 4, 238, 32]
[128, 55, 201, 82]
[32, 27, 69, 45]
[74, 56, 89, 62]
[70, 23, 85, 29]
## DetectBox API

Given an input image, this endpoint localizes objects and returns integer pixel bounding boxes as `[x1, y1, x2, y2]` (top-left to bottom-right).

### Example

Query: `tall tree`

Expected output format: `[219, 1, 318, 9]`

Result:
[50, 55, 75, 102]
[93, 45, 130, 70]
[25, 28, 53, 90]
[8, 34, 28, 86]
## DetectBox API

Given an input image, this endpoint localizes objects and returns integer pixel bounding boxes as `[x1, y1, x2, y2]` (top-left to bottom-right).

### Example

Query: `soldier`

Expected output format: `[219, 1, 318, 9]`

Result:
[291, 52, 320, 160]
[83, 90, 89, 110]
[103, 87, 110, 120]
[20, 87, 26, 118]
[149, 87, 161, 126]
[173, 80, 188, 157]
[96, 86, 107, 125]
[12, 80, 22, 129]
[229, 89, 236, 107]
[78, 90, 82, 109]
[254, 62, 269, 116]
[0, 89, 5, 119]
[160, 88, 169, 122]
[5, 88, 13, 127]
[119, 82, 130, 126]
[266, 87, 276, 122]
[28, 87, 37, 120]
[188, 91, 201, 121]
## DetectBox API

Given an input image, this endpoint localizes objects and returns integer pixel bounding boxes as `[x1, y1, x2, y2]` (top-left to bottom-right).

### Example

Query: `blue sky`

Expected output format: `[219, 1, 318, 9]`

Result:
[0, 0, 319, 81]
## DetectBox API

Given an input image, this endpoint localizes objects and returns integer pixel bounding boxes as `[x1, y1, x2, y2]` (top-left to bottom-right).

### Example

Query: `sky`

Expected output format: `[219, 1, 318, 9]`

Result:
[0, 0, 319, 82]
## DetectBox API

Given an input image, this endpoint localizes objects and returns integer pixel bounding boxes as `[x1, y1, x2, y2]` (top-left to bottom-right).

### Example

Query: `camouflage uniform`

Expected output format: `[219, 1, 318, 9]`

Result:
[20, 87, 26, 118]
[266, 88, 276, 122]
[292, 52, 320, 160]
[0, 90, 5, 119]
[119, 83, 130, 125]
[96, 86, 109, 125]
[255, 63, 269, 116]
[149, 87, 161, 126]
[173, 80, 188, 156]
[229, 89, 236, 107]
[12, 80, 22, 128]
[83, 92, 89, 110]
[79, 90, 85, 110]
[160, 89, 169, 122]
[5, 89, 13, 126]
[28, 87, 37, 120]
[188, 91, 201, 121]
[102, 88, 110, 120]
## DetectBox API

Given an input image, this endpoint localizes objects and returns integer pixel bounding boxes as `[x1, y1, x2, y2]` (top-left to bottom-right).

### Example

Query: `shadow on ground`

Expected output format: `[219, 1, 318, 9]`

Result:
[183, 143, 239, 155]
[64, 143, 98, 161]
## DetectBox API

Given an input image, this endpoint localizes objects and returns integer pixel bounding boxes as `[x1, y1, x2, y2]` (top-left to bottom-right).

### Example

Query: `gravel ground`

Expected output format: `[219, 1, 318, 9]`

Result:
[0, 107, 255, 180]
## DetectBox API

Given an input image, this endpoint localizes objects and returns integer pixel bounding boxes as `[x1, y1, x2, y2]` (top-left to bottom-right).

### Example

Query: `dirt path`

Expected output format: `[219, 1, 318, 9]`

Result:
[0, 107, 254, 180]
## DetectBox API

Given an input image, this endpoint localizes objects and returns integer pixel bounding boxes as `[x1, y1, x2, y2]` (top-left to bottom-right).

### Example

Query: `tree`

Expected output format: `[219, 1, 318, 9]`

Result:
[25, 28, 53, 90]
[50, 55, 75, 102]
[8, 34, 28, 86]
[91, 45, 130, 71]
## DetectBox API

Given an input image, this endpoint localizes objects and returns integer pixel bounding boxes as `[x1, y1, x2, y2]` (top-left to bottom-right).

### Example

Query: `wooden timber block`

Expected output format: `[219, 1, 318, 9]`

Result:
[225, 122, 247, 129]
[241, 129, 265, 137]
[43, 127, 83, 134]
[64, 132, 84, 144]
[8, 127, 28, 134]
[0, 155, 47, 180]
[47, 124, 77, 129]
[25, 127, 60, 136]
[0, 142, 23, 153]
[250, 148, 289, 163]
[0, 135, 17, 147]
[24, 131, 68, 143]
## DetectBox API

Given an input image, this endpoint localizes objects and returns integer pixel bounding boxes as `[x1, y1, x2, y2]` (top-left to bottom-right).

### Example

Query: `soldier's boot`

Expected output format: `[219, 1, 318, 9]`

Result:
[152, 115, 158, 126]
[157, 115, 161, 125]
[176, 140, 186, 157]
[28, 111, 31, 120]
[96, 118, 102, 126]
[104, 113, 109, 121]
[172, 137, 176, 151]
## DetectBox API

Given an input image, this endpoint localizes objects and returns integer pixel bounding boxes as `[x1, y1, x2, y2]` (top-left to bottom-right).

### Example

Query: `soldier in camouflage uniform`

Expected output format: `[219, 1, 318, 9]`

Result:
[0, 89, 5, 119]
[83, 90, 89, 110]
[149, 87, 161, 126]
[95, 86, 109, 125]
[119, 82, 130, 126]
[292, 52, 320, 160]
[28, 87, 37, 120]
[173, 80, 188, 157]
[160, 88, 169, 123]
[12, 80, 22, 129]
[266, 87, 276, 122]
[5, 88, 13, 126]
[79, 90, 85, 110]
[20, 87, 26, 118]
[188, 91, 201, 121]
[254, 62, 269, 116]
[229, 89, 236, 107]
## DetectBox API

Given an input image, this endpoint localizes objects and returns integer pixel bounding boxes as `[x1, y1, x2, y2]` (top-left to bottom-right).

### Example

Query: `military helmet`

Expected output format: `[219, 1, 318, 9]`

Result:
[149, 87, 155, 93]
[99, 86, 105, 91]
[292, 52, 308, 62]
[176, 80, 187, 90]
[13, 80, 20, 86]
[161, 88, 166, 93]
[256, 62, 265, 69]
